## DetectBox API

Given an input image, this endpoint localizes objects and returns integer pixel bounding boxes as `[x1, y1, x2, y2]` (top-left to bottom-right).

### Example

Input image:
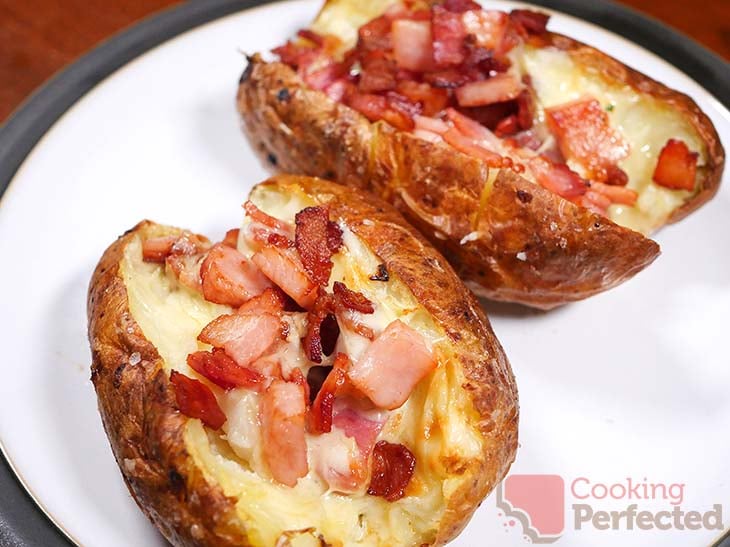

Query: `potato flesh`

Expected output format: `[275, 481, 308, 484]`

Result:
[517, 46, 703, 234]
[120, 188, 485, 546]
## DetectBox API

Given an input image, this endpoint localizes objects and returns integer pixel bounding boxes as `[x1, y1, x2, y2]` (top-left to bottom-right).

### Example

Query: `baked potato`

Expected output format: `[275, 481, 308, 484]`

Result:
[87, 174, 518, 546]
[236, 0, 724, 309]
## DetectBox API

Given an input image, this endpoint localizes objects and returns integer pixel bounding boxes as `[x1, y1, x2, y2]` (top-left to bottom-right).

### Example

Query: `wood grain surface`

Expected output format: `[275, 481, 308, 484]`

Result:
[0, 0, 728, 122]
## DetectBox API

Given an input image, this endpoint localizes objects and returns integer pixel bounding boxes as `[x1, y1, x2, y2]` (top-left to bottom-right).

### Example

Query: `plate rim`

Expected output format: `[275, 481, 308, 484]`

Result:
[0, 0, 728, 545]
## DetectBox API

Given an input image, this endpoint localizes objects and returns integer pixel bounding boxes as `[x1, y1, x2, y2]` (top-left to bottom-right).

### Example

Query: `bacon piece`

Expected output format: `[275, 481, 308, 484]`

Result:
[222, 229, 240, 248]
[252, 246, 317, 309]
[652, 138, 698, 191]
[243, 201, 293, 234]
[432, 6, 467, 66]
[446, 107, 501, 147]
[528, 157, 588, 199]
[297, 29, 324, 47]
[295, 206, 338, 287]
[170, 370, 226, 430]
[462, 9, 508, 51]
[304, 62, 348, 91]
[165, 254, 205, 292]
[333, 281, 374, 313]
[187, 348, 264, 391]
[142, 236, 177, 262]
[590, 181, 638, 206]
[583, 189, 611, 211]
[198, 313, 281, 369]
[546, 98, 629, 182]
[272, 41, 319, 70]
[260, 380, 308, 487]
[332, 405, 385, 454]
[303, 290, 336, 363]
[443, 0, 481, 12]
[367, 441, 416, 501]
[200, 244, 272, 307]
[494, 114, 519, 137]
[455, 74, 522, 107]
[348, 320, 435, 410]
[358, 14, 392, 52]
[509, 9, 550, 35]
[386, 92, 423, 119]
[414, 115, 449, 134]
[395, 81, 448, 117]
[516, 88, 534, 130]
[392, 19, 434, 72]
[237, 287, 286, 315]
[423, 69, 470, 88]
[310, 353, 349, 434]
[359, 55, 397, 93]
[443, 128, 503, 166]
[605, 164, 629, 186]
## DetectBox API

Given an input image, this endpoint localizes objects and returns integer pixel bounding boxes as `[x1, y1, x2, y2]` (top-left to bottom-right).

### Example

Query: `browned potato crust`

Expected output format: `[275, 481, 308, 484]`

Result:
[531, 32, 725, 224]
[237, 57, 661, 309]
[87, 175, 519, 546]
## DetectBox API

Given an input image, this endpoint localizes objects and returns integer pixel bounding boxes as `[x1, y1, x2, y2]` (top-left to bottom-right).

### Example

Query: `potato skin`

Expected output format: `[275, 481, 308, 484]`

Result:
[237, 56, 661, 309]
[88, 221, 249, 547]
[530, 32, 725, 224]
[87, 176, 519, 546]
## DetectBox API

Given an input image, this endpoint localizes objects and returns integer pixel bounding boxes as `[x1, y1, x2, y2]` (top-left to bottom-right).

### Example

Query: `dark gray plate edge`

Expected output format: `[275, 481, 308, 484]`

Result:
[0, 0, 727, 545]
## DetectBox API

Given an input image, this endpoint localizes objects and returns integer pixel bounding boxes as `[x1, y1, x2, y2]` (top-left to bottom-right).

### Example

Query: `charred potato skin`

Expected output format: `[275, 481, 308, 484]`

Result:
[87, 176, 519, 546]
[237, 56, 661, 309]
[88, 221, 248, 547]
[530, 32, 725, 224]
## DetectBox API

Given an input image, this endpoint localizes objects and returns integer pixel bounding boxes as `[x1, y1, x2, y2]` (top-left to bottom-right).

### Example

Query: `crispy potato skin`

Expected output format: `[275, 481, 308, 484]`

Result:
[529, 32, 725, 224]
[87, 176, 519, 546]
[237, 56, 661, 309]
[88, 221, 249, 547]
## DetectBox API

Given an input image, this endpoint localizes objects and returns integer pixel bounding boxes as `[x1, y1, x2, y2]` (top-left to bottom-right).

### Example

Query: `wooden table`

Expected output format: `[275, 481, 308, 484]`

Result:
[1, 0, 728, 122]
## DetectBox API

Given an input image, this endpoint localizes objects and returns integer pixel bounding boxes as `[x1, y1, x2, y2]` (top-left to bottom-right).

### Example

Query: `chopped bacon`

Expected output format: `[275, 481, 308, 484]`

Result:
[461, 9, 508, 51]
[423, 69, 470, 88]
[414, 115, 449, 134]
[358, 14, 393, 52]
[187, 348, 264, 391]
[200, 244, 272, 307]
[386, 91, 422, 119]
[509, 9, 550, 35]
[348, 320, 435, 410]
[446, 107, 501, 148]
[604, 164, 629, 186]
[243, 201, 293, 234]
[142, 236, 177, 262]
[395, 81, 448, 117]
[333, 281, 375, 313]
[347, 92, 416, 130]
[272, 41, 319, 70]
[359, 55, 397, 93]
[297, 29, 325, 47]
[310, 353, 349, 433]
[443, 128, 503, 166]
[332, 405, 385, 453]
[443, 0, 481, 12]
[516, 88, 534, 130]
[252, 246, 317, 309]
[590, 181, 638, 206]
[583, 189, 611, 211]
[528, 157, 588, 199]
[455, 74, 522, 107]
[494, 114, 519, 137]
[652, 138, 698, 191]
[198, 312, 281, 369]
[222, 228, 240, 248]
[237, 287, 286, 315]
[295, 206, 338, 287]
[324, 79, 352, 102]
[260, 380, 308, 487]
[304, 62, 348, 91]
[432, 6, 467, 66]
[165, 254, 205, 292]
[367, 441, 416, 501]
[303, 290, 336, 363]
[546, 98, 629, 182]
[392, 19, 434, 72]
[143, 231, 209, 263]
[170, 370, 226, 430]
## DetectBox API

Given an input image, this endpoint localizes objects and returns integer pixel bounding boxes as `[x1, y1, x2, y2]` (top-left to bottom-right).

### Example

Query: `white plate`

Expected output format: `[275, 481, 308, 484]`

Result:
[0, 1, 728, 545]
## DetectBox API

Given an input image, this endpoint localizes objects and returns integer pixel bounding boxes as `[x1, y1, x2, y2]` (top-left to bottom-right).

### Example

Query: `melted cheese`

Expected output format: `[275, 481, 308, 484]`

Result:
[121, 185, 485, 546]
[516, 46, 704, 234]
